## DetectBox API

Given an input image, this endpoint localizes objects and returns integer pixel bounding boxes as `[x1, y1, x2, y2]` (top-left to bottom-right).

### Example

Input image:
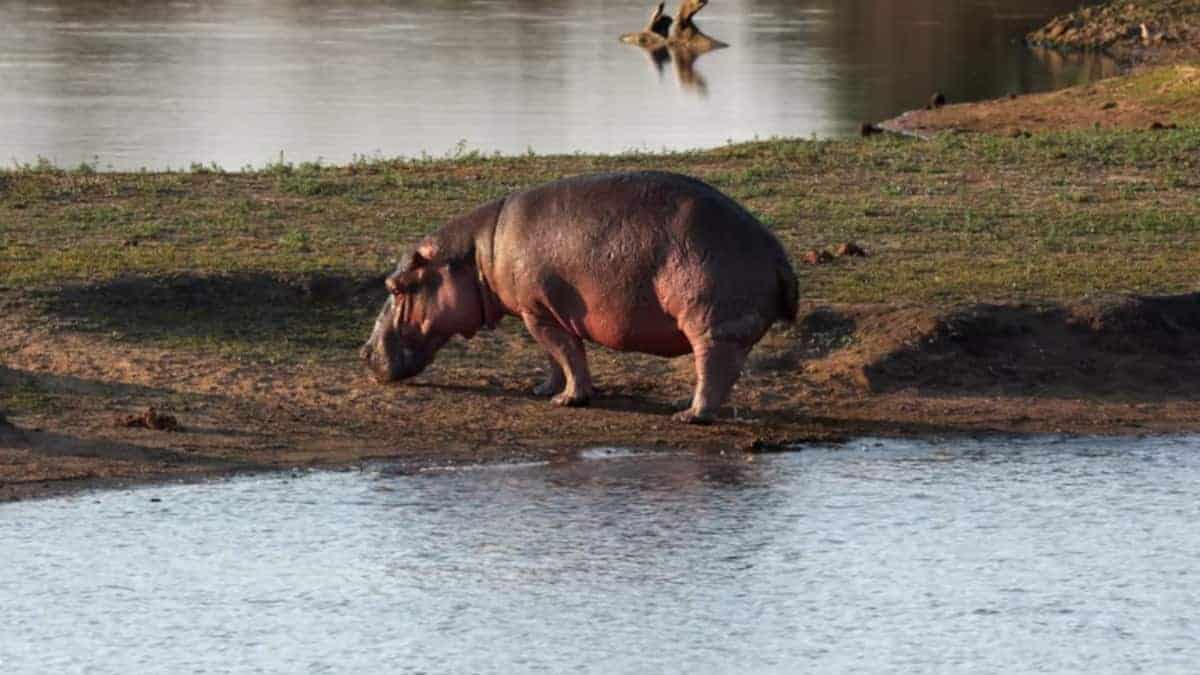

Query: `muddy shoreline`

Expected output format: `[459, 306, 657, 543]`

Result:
[6, 289, 1200, 503]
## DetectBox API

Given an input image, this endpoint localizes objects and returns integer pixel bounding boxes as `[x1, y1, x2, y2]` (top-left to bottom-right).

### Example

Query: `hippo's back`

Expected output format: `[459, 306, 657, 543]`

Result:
[501, 171, 771, 246]
[489, 172, 796, 351]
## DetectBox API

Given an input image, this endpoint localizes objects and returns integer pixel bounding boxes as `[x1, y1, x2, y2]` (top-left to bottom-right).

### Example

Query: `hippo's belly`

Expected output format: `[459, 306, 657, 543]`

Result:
[578, 305, 692, 357]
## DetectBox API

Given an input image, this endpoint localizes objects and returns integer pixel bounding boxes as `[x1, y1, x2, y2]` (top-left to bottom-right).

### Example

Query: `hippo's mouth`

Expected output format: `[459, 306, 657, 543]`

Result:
[361, 341, 429, 384]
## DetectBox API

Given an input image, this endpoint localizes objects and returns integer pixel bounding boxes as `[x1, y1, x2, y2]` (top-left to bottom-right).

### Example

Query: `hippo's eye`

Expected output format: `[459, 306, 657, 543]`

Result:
[387, 275, 422, 297]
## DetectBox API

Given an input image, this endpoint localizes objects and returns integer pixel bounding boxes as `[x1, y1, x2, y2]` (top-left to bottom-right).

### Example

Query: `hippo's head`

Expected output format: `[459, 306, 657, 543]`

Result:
[360, 245, 482, 384]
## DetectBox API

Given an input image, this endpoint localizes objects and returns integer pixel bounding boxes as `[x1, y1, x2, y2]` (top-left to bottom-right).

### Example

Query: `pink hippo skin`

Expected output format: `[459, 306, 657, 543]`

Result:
[360, 171, 798, 423]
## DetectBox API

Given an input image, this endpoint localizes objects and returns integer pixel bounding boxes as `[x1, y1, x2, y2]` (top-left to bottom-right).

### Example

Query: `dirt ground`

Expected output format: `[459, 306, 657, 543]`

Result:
[5, 290, 1199, 502]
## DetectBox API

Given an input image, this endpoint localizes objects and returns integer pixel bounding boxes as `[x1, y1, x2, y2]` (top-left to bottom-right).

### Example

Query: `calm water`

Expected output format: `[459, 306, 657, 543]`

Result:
[0, 0, 1117, 170]
[3, 436, 1199, 673]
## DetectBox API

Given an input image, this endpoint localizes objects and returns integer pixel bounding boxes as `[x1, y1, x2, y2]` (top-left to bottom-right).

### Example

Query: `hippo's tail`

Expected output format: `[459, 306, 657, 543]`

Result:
[776, 260, 799, 323]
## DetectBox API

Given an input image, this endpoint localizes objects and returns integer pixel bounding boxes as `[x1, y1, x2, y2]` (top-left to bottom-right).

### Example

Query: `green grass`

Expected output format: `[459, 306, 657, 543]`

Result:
[2, 129, 1198, 362]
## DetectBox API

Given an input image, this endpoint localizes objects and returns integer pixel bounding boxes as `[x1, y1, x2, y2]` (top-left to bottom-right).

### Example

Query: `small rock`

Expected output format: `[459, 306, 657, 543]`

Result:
[742, 437, 820, 453]
[835, 242, 868, 258]
[801, 249, 834, 265]
[743, 438, 789, 453]
[119, 407, 181, 432]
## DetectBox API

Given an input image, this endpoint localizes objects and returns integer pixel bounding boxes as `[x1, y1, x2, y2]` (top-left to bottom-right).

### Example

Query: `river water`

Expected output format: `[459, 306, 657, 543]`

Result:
[0, 0, 1116, 170]
[2, 436, 1198, 673]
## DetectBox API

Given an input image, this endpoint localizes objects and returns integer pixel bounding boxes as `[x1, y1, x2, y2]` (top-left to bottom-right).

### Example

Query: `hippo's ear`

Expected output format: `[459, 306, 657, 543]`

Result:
[416, 240, 439, 262]
[406, 240, 440, 271]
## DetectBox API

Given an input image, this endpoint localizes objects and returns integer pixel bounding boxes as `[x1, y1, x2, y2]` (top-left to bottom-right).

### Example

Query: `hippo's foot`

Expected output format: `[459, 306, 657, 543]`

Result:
[673, 408, 714, 425]
[551, 388, 593, 407]
[533, 358, 567, 397]
[533, 379, 564, 397]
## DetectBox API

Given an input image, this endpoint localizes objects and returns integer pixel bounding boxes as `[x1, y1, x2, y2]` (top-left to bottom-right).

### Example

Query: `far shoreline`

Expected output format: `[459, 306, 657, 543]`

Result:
[883, 0, 1200, 136]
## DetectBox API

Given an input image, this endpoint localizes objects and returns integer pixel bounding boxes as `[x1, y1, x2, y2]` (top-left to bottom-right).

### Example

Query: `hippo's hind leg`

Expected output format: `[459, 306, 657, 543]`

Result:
[676, 314, 758, 420]
[675, 340, 748, 424]
[521, 313, 595, 407]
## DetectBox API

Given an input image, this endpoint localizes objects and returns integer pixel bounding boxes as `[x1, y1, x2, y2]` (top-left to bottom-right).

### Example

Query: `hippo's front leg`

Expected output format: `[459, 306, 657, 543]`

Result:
[521, 313, 595, 407]
[532, 357, 566, 397]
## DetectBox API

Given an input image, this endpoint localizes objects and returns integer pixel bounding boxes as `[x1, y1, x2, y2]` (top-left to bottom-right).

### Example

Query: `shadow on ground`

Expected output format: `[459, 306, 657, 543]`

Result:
[35, 275, 1200, 408]
[1, 363, 217, 403]
[846, 294, 1200, 402]
[42, 272, 385, 353]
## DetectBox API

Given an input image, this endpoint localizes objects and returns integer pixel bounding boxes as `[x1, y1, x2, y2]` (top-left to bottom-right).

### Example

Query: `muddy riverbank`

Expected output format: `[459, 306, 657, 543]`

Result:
[5, 288, 1200, 502]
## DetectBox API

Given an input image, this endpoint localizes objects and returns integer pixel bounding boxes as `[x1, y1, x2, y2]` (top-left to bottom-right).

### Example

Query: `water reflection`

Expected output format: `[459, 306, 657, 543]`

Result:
[624, 41, 722, 96]
[670, 44, 714, 94]
[621, 1, 728, 95]
[544, 451, 766, 490]
[398, 450, 772, 495]
[0, 0, 1115, 169]
[1031, 45, 1122, 86]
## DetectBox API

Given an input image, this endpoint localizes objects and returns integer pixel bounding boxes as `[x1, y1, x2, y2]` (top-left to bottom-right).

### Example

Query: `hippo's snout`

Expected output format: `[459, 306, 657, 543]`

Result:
[361, 337, 429, 384]
[360, 339, 397, 384]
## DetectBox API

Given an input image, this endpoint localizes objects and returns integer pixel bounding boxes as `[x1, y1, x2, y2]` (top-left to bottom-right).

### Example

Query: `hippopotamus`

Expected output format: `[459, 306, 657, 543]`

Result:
[360, 171, 798, 423]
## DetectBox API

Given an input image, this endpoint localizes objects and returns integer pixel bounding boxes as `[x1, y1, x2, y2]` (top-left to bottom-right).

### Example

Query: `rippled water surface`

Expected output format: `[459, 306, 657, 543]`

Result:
[0, 0, 1117, 169]
[3, 436, 1200, 673]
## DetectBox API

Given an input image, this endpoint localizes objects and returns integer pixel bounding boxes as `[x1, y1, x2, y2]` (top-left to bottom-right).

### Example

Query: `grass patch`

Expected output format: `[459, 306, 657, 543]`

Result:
[3, 128, 1199, 359]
